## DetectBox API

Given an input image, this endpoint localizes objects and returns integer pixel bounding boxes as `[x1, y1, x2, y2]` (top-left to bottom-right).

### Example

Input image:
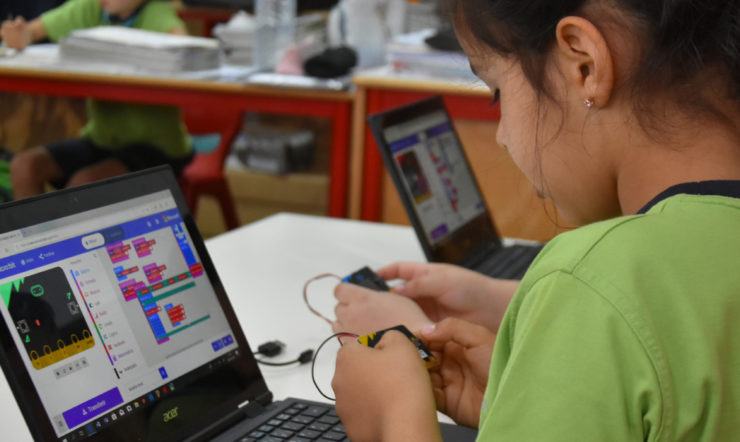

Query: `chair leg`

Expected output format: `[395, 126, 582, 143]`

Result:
[184, 186, 200, 218]
[216, 183, 240, 230]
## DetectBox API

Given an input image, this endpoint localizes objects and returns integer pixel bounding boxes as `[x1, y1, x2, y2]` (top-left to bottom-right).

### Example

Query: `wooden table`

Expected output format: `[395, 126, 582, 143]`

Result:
[0, 55, 354, 218]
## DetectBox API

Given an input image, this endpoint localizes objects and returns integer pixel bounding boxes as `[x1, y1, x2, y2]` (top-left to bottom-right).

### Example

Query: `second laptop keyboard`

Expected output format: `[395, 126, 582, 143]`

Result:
[236, 401, 348, 442]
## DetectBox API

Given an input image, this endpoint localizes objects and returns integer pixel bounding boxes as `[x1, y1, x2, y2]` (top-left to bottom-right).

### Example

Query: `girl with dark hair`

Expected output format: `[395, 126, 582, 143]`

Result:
[331, 0, 740, 440]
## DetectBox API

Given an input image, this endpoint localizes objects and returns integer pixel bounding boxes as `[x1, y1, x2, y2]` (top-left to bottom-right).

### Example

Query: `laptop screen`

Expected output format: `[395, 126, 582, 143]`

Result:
[383, 110, 487, 246]
[369, 96, 501, 264]
[0, 168, 264, 442]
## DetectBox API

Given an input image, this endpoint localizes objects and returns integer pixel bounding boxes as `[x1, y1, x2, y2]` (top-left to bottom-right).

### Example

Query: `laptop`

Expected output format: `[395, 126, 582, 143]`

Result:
[368, 96, 544, 280]
[0, 166, 476, 441]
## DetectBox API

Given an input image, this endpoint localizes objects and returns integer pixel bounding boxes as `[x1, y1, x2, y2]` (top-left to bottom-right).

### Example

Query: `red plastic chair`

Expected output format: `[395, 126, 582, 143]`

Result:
[179, 107, 243, 231]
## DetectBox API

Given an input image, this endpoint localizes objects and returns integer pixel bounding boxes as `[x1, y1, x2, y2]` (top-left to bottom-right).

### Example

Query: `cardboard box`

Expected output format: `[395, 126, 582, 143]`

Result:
[225, 167, 328, 206]
[195, 167, 329, 237]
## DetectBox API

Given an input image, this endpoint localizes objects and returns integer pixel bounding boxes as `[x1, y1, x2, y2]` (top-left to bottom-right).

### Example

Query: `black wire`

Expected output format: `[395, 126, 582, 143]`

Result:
[311, 332, 358, 402]
[256, 358, 302, 366]
[257, 349, 314, 366]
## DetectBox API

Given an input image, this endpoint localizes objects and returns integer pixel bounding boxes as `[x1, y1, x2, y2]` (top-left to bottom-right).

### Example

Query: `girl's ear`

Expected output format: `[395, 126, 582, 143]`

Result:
[554, 16, 615, 109]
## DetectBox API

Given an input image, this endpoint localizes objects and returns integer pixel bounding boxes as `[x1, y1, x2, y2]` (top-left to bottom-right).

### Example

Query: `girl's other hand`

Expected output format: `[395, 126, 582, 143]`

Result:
[422, 318, 496, 428]
[379, 262, 519, 332]
[333, 283, 432, 336]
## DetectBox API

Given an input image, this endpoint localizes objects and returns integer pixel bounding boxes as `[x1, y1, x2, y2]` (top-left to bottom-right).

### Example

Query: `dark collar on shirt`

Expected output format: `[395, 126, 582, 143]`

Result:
[637, 180, 740, 214]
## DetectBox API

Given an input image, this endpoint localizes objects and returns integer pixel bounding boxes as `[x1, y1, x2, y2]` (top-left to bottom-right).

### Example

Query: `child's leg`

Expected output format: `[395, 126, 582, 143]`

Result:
[110, 142, 193, 177]
[66, 159, 130, 188]
[11, 137, 114, 198]
[9, 146, 64, 199]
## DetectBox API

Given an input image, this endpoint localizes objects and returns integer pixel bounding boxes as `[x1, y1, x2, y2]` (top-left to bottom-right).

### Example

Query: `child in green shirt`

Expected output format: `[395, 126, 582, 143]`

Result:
[1, 0, 192, 199]
[331, 0, 740, 440]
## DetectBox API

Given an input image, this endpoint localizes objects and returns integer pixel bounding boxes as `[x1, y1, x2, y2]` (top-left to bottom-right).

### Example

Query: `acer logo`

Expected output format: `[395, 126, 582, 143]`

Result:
[163, 407, 179, 423]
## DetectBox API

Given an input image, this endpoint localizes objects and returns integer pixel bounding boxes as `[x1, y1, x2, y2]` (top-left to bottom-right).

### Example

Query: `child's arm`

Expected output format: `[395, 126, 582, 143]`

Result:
[0, 17, 48, 50]
[167, 26, 188, 36]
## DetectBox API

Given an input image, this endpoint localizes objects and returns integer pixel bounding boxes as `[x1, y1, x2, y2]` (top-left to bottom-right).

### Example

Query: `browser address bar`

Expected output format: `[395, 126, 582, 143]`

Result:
[14, 232, 64, 252]
[12, 202, 168, 254]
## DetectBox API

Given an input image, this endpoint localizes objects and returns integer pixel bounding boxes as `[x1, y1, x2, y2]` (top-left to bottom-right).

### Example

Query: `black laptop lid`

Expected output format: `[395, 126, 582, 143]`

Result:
[0, 167, 267, 441]
[368, 96, 502, 264]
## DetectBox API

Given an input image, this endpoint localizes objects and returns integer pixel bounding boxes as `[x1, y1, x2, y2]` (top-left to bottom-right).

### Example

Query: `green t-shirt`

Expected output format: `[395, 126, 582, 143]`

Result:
[41, 0, 191, 158]
[478, 193, 740, 441]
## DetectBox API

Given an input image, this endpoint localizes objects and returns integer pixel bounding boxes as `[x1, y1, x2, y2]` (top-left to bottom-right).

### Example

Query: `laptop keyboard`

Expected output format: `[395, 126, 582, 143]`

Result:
[236, 402, 348, 442]
[475, 244, 543, 280]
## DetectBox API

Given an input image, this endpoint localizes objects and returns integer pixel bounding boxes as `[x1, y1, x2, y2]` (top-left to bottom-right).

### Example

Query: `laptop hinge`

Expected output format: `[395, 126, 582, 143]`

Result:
[239, 391, 273, 418]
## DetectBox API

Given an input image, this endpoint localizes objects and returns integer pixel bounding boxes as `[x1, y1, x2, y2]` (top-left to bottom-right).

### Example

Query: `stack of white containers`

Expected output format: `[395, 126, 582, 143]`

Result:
[213, 11, 256, 66]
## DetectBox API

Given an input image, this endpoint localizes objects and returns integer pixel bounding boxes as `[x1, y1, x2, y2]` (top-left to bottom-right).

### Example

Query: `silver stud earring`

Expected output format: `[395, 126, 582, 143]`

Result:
[584, 98, 594, 109]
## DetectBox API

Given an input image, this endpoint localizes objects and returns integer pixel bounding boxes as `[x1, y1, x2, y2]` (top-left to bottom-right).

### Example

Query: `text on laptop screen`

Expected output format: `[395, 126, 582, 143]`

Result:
[384, 111, 487, 245]
[0, 190, 236, 440]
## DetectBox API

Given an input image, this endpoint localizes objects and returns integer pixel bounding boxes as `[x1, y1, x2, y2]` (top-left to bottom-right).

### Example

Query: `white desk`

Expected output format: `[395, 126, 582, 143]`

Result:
[0, 213, 426, 441]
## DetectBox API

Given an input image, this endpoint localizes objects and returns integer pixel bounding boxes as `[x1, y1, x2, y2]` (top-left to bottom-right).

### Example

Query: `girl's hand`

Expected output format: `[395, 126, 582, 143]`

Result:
[332, 331, 443, 442]
[422, 318, 496, 427]
[379, 262, 519, 332]
[333, 283, 432, 336]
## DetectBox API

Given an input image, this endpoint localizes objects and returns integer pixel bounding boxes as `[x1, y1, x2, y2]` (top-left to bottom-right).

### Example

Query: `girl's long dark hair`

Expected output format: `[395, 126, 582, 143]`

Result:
[447, 0, 740, 128]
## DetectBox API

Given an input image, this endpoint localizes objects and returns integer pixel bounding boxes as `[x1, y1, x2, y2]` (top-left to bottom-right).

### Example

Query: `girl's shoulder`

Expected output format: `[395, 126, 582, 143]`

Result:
[527, 193, 740, 280]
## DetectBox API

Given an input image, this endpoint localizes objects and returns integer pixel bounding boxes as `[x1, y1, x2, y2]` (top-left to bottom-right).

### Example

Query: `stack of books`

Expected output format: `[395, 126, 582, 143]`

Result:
[386, 29, 475, 80]
[59, 26, 220, 72]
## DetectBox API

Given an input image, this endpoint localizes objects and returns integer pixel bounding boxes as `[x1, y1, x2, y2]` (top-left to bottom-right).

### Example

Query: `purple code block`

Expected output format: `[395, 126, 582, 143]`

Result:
[431, 225, 449, 240]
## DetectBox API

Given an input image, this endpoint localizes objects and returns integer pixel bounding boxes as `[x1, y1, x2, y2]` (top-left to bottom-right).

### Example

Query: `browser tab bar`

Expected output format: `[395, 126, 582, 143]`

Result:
[81, 233, 104, 250]
[0, 191, 175, 259]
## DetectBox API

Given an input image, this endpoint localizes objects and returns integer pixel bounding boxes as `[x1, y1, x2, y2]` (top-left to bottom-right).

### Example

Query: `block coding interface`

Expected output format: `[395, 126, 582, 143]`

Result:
[0, 191, 235, 440]
[383, 111, 486, 245]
